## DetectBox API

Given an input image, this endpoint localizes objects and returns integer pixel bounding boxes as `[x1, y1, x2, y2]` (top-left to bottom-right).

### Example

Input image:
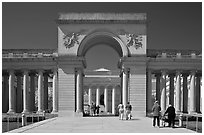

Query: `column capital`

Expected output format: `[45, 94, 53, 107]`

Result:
[190, 70, 196, 75]
[15, 70, 23, 76]
[29, 71, 36, 76]
[154, 73, 161, 77]
[9, 69, 15, 73]
[196, 73, 202, 77]
[122, 68, 129, 74]
[161, 70, 167, 75]
[23, 70, 29, 74]
[168, 73, 175, 77]
[37, 69, 44, 74]
[182, 73, 189, 77]
[176, 70, 182, 76]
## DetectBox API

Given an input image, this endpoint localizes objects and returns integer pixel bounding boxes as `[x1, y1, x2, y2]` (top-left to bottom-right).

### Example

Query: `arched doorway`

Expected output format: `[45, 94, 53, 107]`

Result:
[78, 32, 126, 116]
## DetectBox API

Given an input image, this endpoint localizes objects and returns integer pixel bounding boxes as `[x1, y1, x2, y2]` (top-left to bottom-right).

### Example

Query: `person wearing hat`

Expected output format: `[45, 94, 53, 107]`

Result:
[152, 101, 161, 127]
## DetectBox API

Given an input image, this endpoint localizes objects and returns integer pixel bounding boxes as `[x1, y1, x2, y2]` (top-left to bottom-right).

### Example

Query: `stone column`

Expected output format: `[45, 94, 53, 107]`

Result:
[147, 70, 152, 113]
[182, 73, 188, 113]
[155, 73, 161, 103]
[52, 70, 58, 113]
[22, 70, 29, 114]
[44, 73, 48, 111]
[160, 70, 167, 112]
[112, 86, 116, 114]
[37, 70, 44, 113]
[76, 68, 83, 113]
[30, 72, 36, 112]
[7, 70, 15, 114]
[189, 71, 196, 113]
[16, 73, 23, 113]
[88, 87, 92, 105]
[3, 73, 9, 113]
[175, 71, 181, 112]
[196, 74, 201, 113]
[169, 73, 175, 106]
[122, 68, 128, 107]
[104, 86, 108, 112]
[96, 87, 100, 106]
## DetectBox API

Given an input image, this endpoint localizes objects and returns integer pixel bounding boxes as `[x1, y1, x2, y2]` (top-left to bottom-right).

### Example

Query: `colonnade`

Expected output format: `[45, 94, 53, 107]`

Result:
[147, 70, 202, 114]
[86, 85, 119, 114]
[2, 69, 58, 114]
[75, 67, 129, 115]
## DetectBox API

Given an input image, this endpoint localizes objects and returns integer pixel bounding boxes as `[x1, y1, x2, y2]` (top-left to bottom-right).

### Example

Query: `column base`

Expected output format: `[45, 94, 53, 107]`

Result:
[51, 110, 58, 114]
[36, 111, 45, 115]
[7, 110, 15, 114]
[22, 110, 30, 114]
[189, 111, 197, 114]
[74, 111, 83, 117]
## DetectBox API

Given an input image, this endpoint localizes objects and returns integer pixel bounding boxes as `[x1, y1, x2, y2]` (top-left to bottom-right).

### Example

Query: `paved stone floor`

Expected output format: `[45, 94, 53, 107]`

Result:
[9, 116, 195, 133]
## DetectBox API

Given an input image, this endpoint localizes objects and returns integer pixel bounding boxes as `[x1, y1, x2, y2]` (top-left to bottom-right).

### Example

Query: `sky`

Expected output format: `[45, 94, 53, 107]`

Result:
[2, 2, 202, 70]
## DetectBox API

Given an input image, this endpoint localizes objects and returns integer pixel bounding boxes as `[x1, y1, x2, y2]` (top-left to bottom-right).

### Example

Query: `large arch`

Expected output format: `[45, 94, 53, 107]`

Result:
[77, 31, 129, 57]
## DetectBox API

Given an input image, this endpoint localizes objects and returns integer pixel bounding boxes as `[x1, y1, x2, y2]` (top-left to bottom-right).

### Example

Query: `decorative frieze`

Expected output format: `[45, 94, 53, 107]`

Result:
[126, 34, 143, 50]
[63, 33, 80, 49]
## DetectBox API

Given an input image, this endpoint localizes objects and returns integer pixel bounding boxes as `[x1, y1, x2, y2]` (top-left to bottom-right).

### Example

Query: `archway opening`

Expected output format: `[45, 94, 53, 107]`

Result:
[81, 35, 123, 116]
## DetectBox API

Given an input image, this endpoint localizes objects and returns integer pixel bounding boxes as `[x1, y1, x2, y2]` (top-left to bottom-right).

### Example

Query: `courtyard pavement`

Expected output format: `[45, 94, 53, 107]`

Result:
[8, 116, 195, 133]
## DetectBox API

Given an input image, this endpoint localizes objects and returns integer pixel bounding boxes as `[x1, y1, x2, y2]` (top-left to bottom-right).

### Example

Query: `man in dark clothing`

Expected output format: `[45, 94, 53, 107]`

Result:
[164, 104, 176, 128]
[125, 102, 132, 120]
[96, 105, 100, 115]
[152, 101, 161, 127]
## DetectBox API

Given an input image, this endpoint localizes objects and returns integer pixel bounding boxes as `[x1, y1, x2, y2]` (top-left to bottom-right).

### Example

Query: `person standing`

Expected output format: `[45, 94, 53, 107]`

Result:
[164, 104, 176, 128]
[152, 101, 161, 127]
[90, 103, 94, 116]
[96, 105, 100, 115]
[118, 102, 124, 120]
[125, 102, 132, 120]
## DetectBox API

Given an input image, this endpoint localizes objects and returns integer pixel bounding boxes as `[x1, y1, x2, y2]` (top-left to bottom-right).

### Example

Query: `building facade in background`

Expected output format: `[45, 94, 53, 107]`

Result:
[2, 13, 202, 117]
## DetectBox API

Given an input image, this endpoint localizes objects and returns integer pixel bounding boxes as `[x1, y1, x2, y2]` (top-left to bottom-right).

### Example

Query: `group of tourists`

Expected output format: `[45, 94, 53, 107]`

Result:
[89, 103, 100, 116]
[152, 100, 176, 128]
[118, 102, 132, 120]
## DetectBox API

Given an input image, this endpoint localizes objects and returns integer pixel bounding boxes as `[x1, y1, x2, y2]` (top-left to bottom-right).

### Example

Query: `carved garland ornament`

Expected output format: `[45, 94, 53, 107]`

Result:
[63, 33, 79, 49]
[126, 34, 143, 49]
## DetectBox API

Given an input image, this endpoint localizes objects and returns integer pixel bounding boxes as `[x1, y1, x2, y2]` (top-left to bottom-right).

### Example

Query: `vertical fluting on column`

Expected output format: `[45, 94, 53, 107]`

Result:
[52, 70, 58, 113]
[3, 73, 9, 113]
[44, 73, 48, 111]
[122, 68, 128, 107]
[160, 70, 167, 112]
[196, 73, 201, 113]
[175, 71, 181, 112]
[155, 73, 161, 104]
[22, 70, 29, 113]
[96, 87, 100, 106]
[104, 86, 108, 112]
[30, 72, 36, 112]
[8, 70, 15, 114]
[76, 68, 83, 113]
[147, 70, 152, 113]
[37, 70, 44, 113]
[189, 71, 196, 113]
[88, 87, 92, 105]
[112, 86, 116, 115]
[16, 73, 23, 113]
[182, 73, 188, 113]
[169, 73, 175, 106]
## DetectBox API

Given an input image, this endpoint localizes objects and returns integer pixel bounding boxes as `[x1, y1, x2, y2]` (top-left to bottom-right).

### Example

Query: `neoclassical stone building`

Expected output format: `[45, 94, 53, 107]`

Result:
[2, 13, 202, 117]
